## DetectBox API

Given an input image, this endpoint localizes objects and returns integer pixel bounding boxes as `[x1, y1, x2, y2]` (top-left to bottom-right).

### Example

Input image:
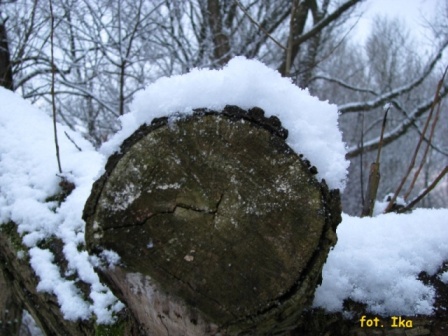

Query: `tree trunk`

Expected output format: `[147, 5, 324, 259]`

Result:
[83, 106, 342, 335]
[207, 0, 231, 66]
[278, 0, 309, 77]
[0, 13, 14, 90]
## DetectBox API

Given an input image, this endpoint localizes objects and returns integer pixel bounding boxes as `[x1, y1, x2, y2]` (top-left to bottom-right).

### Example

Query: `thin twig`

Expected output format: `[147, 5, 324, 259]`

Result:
[49, 0, 62, 174]
[404, 65, 448, 200]
[235, 0, 286, 50]
[399, 166, 448, 213]
[360, 112, 365, 207]
[64, 131, 82, 152]
[385, 70, 447, 212]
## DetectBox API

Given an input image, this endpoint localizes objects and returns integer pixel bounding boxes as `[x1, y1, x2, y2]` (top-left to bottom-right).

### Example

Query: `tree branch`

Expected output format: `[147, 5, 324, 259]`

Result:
[345, 85, 448, 158]
[291, 0, 363, 48]
[398, 166, 448, 213]
[385, 67, 448, 212]
[311, 74, 378, 96]
[339, 38, 448, 114]
[404, 66, 448, 200]
[235, 0, 286, 50]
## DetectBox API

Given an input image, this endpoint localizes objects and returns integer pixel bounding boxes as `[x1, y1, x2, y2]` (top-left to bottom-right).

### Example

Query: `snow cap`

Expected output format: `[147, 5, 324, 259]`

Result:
[102, 57, 349, 190]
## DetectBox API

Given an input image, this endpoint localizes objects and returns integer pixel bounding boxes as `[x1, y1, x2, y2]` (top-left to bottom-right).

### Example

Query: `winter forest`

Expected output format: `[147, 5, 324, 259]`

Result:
[1, 0, 448, 335]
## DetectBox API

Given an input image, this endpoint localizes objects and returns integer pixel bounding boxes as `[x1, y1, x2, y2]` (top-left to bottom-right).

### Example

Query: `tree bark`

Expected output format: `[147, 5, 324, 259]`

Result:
[0, 265, 22, 336]
[0, 223, 92, 335]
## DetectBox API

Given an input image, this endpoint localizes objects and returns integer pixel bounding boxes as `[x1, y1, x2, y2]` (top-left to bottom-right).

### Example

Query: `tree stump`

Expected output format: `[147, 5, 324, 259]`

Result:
[83, 105, 342, 335]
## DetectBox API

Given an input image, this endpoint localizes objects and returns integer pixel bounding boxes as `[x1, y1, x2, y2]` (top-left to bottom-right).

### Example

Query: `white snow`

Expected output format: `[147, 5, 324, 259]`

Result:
[440, 271, 448, 284]
[314, 209, 448, 316]
[373, 193, 407, 216]
[101, 57, 349, 191]
[21, 310, 44, 336]
[0, 87, 123, 323]
[156, 183, 182, 190]
[1, 57, 447, 326]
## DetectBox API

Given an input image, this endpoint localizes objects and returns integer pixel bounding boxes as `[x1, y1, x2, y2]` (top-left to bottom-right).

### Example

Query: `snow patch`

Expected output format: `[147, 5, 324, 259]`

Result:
[440, 271, 448, 284]
[314, 209, 448, 316]
[156, 182, 182, 190]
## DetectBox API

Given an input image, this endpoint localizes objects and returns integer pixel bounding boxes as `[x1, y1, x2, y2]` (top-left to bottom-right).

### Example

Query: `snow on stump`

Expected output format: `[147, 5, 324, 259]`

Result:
[83, 105, 342, 335]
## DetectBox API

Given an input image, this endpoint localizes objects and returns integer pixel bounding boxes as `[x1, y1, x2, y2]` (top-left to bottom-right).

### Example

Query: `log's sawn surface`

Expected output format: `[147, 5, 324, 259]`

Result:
[83, 105, 342, 335]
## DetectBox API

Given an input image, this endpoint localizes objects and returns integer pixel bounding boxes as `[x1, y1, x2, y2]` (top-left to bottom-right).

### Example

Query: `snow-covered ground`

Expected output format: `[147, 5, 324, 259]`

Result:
[0, 58, 447, 326]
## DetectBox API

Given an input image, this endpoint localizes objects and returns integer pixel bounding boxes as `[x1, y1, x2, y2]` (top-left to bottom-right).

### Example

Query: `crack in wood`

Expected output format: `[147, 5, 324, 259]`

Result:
[101, 193, 225, 232]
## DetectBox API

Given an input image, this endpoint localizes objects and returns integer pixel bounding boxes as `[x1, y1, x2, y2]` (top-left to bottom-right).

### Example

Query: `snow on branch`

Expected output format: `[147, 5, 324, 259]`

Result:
[57, 79, 118, 117]
[311, 74, 378, 96]
[339, 39, 448, 114]
[346, 84, 448, 158]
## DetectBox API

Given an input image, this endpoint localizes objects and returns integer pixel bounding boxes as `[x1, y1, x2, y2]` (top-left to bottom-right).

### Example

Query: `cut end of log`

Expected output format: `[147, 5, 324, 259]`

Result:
[83, 106, 341, 335]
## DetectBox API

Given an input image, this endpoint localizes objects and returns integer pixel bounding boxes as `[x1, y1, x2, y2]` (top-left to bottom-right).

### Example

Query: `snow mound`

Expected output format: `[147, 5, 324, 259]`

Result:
[0, 87, 123, 323]
[101, 57, 349, 191]
[314, 209, 448, 316]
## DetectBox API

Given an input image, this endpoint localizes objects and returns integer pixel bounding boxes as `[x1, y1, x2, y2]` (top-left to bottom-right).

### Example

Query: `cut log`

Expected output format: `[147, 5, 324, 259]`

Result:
[83, 106, 342, 335]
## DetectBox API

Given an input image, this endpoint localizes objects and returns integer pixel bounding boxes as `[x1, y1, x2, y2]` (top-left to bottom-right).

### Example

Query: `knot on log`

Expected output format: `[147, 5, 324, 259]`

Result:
[83, 106, 341, 335]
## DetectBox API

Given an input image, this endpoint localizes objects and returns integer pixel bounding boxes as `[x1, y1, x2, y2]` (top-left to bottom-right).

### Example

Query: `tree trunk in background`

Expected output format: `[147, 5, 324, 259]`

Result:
[0, 12, 14, 90]
[278, 0, 309, 77]
[207, 0, 231, 66]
